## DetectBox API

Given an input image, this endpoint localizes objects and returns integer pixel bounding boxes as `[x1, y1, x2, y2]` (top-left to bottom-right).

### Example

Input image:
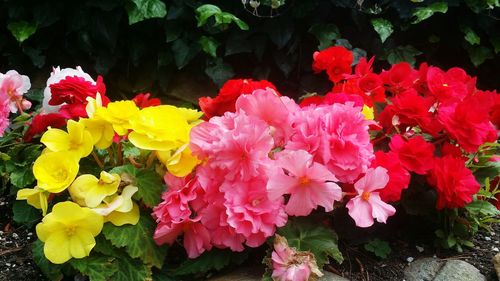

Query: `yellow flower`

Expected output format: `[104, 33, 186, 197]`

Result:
[92, 185, 140, 226]
[16, 187, 49, 215]
[36, 201, 103, 264]
[69, 171, 121, 208]
[79, 118, 114, 149]
[33, 151, 79, 193]
[41, 120, 94, 158]
[157, 144, 200, 177]
[85, 93, 103, 118]
[94, 101, 139, 136]
[128, 105, 199, 151]
[362, 105, 374, 120]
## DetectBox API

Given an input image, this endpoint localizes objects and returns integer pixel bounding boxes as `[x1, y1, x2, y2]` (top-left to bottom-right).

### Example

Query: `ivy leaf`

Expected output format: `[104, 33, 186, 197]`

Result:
[7, 21, 37, 43]
[199, 36, 220, 58]
[126, 0, 167, 25]
[196, 4, 249, 30]
[110, 164, 165, 207]
[490, 36, 500, 54]
[205, 58, 235, 87]
[171, 38, 201, 69]
[70, 255, 118, 281]
[102, 214, 168, 268]
[467, 45, 494, 66]
[462, 26, 480, 45]
[173, 249, 248, 276]
[308, 24, 340, 50]
[32, 240, 64, 281]
[412, 2, 448, 24]
[12, 201, 40, 228]
[278, 219, 343, 267]
[371, 18, 393, 43]
[364, 239, 392, 259]
[386, 45, 422, 66]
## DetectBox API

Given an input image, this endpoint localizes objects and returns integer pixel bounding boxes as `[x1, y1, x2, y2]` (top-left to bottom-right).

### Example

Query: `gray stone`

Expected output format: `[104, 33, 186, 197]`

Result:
[404, 258, 486, 281]
[404, 258, 445, 281]
[319, 271, 350, 281]
[433, 260, 486, 281]
[492, 253, 500, 280]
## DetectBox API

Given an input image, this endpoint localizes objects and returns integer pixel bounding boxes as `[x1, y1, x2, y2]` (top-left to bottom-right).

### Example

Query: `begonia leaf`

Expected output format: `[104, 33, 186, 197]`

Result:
[70, 255, 118, 281]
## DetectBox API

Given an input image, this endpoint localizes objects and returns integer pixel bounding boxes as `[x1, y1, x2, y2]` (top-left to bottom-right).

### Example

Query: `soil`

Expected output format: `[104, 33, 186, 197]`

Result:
[0, 194, 498, 281]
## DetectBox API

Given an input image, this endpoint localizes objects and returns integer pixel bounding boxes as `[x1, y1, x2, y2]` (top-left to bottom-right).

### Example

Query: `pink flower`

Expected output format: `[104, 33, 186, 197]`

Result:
[0, 105, 9, 137]
[0, 70, 31, 113]
[346, 167, 396, 228]
[287, 103, 374, 183]
[267, 150, 342, 216]
[271, 235, 323, 281]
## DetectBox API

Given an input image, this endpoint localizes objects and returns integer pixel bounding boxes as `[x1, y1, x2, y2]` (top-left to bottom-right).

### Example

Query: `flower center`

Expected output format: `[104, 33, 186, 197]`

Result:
[298, 176, 310, 186]
[65, 225, 77, 236]
[53, 168, 68, 181]
[251, 199, 261, 206]
[361, 191, 371, 201]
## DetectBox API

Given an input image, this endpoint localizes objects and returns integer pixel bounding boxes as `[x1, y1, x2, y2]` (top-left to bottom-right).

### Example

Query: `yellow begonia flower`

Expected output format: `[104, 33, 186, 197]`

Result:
[16, 187, 49, 215]
[94, 100, 139, 136]
[175, 107, 204, 124]
[69, 171, 121, 208]
[79, 118, 114, 149]
[157, 145, 200, 177]
[85, 93, 103, 118]
[41, 120, 94, 158]
[128, 105, 199, 151]
[362, 105, 374, 120]
[33, 151, 79, 193]
[36, 201, 103, 264]
[92, 185, 140, 226]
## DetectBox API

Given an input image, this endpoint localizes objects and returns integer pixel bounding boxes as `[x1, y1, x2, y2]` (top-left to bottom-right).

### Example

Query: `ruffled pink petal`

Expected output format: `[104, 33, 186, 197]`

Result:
[369, 193, 396, 224]
[346, 197, 374, 228]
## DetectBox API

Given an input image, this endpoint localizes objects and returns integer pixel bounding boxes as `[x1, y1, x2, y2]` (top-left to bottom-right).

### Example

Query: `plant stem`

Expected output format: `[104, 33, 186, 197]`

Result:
[92, 151, 104, 169]
[116, 142, 123, 166]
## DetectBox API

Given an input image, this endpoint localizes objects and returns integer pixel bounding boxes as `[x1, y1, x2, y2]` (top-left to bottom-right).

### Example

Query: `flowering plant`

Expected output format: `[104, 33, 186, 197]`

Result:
[1, 45, 498, 281]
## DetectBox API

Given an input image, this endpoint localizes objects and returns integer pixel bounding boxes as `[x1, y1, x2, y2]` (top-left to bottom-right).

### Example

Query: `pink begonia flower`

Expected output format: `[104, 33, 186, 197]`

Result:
[235, 89, 295, 146]
[271, 235, 323, 281]
[0, 70, 31, 113]
[267, 150, 342, 216]
[346, 167, 396, 228]
[0, 105, 10, 137]
[287, 103, 374, 183]
[42, 66, 94, 113]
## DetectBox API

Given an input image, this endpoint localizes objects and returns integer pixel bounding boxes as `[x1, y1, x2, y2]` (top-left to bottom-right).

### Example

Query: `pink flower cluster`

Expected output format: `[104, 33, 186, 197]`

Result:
[153, 88, 385, 258]
[0, 70, 31, 136]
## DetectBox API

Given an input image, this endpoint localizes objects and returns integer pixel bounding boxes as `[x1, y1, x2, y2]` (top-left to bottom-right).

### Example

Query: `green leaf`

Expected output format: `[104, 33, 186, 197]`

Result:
[490, 36, 500, 54]
[196, 4, 222, 27]
[12, 200, 40, 227]
[465, 200, 500, 216]
[126, 0, 167, 25]
[205, 58, 235, 87]
[111, 255, 152, 281]
[462, 26, 480, 45]
[278, 219, 343, 266]
[70, 255, 118, 281]
[386, 45, 422, 66]
[364, 239, 391, 259]
[171, 38, 201, 69]
[195, 4, 249, 30]
[467, 45, 494, 66]
[173, 249, 248, 276]
[110, 164, 165, 207]
[412, 2, 448, 24]
[308, 24, 340, 50]
[102, 214, 168, 268]
[7, 21, 37, 43]
[32, 240, 63, 281]
[199, 36, 220, 58]
[371, 18, 393, 43]
[122, 141, 141, 158]
[9, 168, 35, 189]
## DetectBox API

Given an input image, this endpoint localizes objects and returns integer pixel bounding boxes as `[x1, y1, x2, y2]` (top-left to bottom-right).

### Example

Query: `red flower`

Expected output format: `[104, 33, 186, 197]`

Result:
[427, 156, 480, 209]
[380, 62, 418, 94]
[299, 95, 324, 107]
[132, 93, 161, 108]
[199, 79, 278, 119]
[371, 151, 411, 202]
[426, 66, 476, 103]
[331, 75, 384, 107]
[23, 113, 67, 142]
[312, 46, 353, 83]
[438, 93, 497, 153]
[389, 135, 435, 175]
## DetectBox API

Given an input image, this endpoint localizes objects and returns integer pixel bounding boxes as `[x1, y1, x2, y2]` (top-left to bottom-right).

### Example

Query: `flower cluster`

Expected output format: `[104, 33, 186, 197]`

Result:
[15, 66, 202, 264]
[0, 70, 31, 136]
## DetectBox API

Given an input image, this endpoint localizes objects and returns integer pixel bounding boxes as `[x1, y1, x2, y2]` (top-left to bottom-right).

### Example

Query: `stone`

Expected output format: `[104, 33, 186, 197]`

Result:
[319, 271, 350, 281]
[433, 260, 486, 281]
[207, 268, 351, 281]
[493, 253, 500, 280]
[404, 258, 486, 281]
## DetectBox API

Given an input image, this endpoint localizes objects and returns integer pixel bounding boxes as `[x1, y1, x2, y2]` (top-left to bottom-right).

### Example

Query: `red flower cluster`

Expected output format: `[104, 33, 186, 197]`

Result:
[198, 79, 278, 119]
[132, 93, 161, 109]
[312, 46, 353, 83]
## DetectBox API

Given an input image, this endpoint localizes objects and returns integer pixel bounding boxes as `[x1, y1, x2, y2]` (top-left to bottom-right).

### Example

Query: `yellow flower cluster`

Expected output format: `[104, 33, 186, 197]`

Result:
[16, 94, 202, 264]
